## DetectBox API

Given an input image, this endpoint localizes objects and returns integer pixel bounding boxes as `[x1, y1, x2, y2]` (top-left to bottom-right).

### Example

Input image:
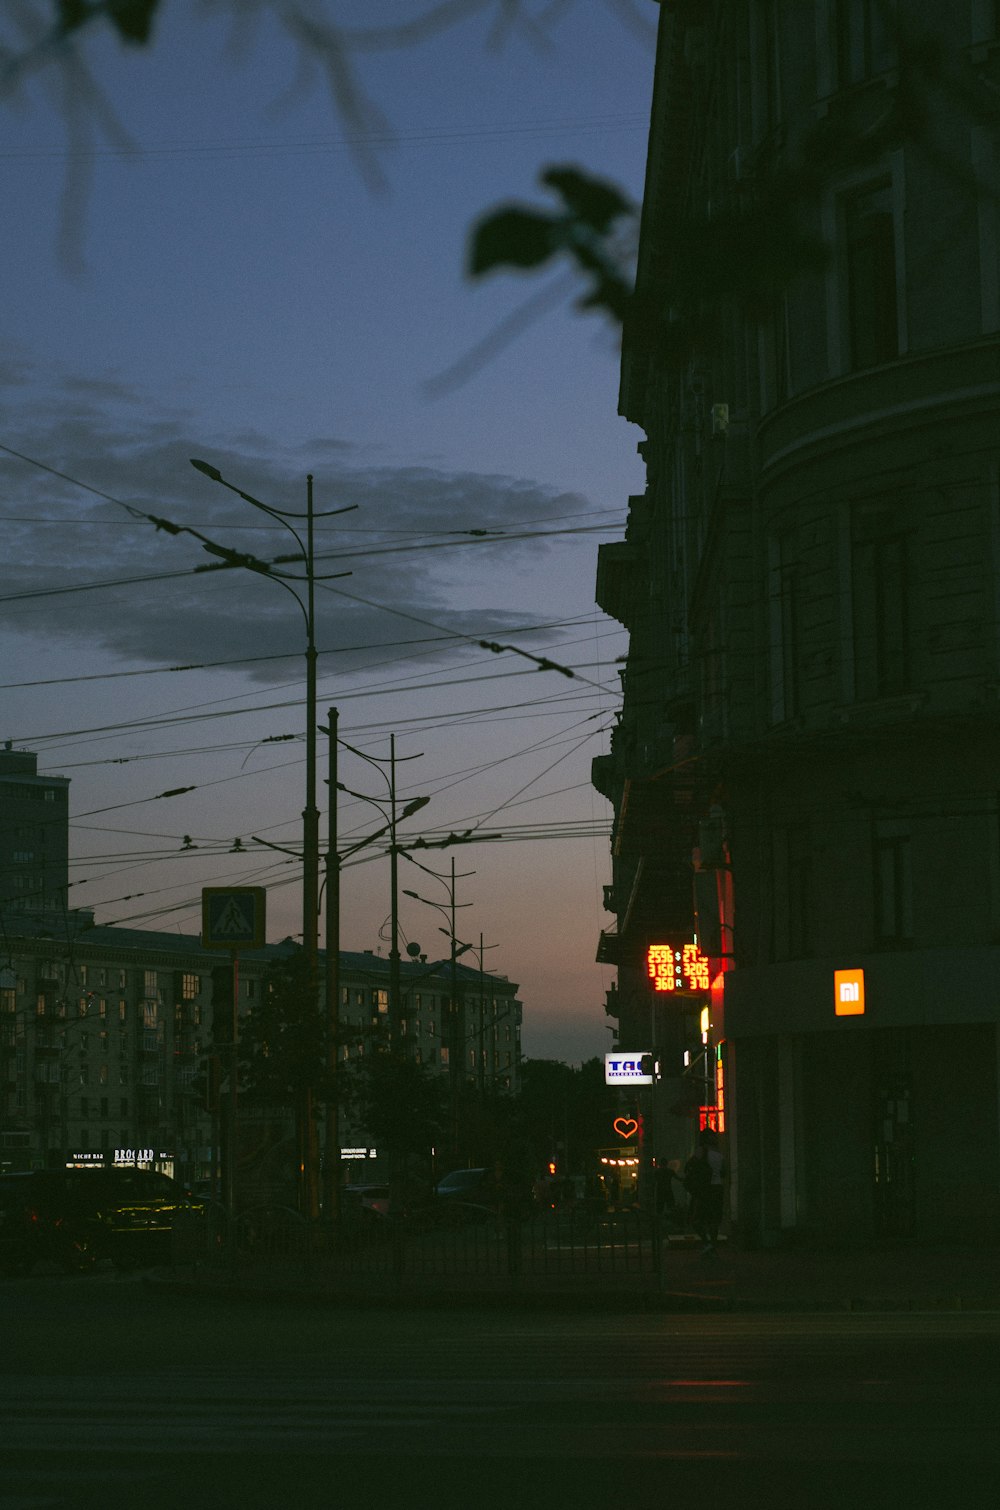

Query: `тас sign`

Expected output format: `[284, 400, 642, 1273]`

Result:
[605, 1053, 653, 1086]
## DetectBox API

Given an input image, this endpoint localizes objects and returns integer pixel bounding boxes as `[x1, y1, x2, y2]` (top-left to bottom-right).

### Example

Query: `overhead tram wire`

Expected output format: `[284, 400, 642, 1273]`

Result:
[0, 613, 623, 692]
[1, 441, 609, 684]
[15, 659, 616, 755]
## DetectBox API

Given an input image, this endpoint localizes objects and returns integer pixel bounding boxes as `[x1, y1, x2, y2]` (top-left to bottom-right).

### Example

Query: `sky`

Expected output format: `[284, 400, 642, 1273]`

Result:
[0, 0, 653, 1064]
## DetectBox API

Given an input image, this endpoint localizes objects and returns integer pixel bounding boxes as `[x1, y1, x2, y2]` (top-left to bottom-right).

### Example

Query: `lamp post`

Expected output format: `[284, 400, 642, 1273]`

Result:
[336, 734, 429, 1057]
[188, 458, 355, 1218]
[402, 856, 476, 1160]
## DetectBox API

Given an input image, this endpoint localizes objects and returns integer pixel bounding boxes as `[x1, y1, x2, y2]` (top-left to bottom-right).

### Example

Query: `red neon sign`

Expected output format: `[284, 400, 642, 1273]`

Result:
[647, 941, 711, 994]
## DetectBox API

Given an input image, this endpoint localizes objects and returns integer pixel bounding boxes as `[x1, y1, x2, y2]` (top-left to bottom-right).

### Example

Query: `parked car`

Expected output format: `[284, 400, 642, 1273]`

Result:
[0, 1168, 205, 1274]
[432, 1167, 500, 1223]
[342, 1183, 390, 1218]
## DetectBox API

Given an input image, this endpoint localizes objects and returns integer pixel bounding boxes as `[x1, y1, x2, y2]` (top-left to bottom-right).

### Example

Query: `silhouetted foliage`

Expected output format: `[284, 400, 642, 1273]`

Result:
[237, 945, 333, 1108]
[515, 1056, 614, 1174]
[342, 1053, 447, 1158]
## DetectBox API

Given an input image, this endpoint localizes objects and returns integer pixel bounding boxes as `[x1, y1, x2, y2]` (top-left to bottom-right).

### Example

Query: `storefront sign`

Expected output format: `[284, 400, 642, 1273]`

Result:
[834, 968, 865, 1017]
[605, 1053, 652, 1085]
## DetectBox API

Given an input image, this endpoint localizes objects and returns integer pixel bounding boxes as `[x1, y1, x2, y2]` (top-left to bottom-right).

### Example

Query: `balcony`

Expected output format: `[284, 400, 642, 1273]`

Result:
[595, 541, 641, 628]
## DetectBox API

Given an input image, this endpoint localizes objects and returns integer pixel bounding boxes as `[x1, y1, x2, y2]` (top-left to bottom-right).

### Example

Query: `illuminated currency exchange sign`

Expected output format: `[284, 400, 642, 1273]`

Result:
[646, 941, 711, 995]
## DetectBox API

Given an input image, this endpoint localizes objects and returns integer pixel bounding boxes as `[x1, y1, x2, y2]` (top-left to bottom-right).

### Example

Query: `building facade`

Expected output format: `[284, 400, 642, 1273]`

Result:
[0, 745, 69, 916]
[1, 746, 522, 1185]
[596, 1, 1000, 1243]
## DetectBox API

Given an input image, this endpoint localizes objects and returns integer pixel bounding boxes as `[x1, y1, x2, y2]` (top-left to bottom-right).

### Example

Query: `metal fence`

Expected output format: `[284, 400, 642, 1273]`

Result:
[170, 1199, 667, 1291]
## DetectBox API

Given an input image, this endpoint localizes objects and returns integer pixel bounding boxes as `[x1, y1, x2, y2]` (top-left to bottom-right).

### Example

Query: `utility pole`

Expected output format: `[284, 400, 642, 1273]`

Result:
[301, 475, 320, 1222]
[388, 734, 402, 1058]
[187, 459, 355, 1223]
[323, 706, 340, 1224]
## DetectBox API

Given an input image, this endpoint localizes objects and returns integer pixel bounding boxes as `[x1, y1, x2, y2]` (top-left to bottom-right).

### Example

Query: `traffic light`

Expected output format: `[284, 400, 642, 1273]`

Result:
[203, 1055, 221, 1113]
[547, 1160, 557, 1177]
[210, 964, 234, 1047]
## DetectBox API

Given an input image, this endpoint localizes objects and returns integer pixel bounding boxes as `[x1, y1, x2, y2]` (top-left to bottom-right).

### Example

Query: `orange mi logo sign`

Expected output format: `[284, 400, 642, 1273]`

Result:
[834, 968, 865, 1017]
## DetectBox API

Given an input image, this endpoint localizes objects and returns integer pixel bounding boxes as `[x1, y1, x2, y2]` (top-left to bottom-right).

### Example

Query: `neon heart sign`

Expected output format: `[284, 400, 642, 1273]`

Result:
[613, 1117, 639, 1140]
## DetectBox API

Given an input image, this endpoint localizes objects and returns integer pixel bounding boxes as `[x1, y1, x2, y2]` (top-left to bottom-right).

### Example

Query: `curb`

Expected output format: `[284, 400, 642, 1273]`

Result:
[145, 1273, 1000, 1314]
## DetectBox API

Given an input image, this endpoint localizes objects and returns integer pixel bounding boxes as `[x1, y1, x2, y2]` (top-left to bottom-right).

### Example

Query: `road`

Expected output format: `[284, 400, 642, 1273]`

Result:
[3, 1268, 999, 1508]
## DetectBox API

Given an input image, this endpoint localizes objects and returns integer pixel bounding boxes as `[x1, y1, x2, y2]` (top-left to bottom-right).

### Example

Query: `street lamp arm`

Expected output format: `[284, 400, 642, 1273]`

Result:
[190, 457, 358, 522]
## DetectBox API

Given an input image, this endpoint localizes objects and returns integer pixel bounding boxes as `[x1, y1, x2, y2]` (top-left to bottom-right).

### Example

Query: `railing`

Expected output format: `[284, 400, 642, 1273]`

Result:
[170, 1198, 667, 1291]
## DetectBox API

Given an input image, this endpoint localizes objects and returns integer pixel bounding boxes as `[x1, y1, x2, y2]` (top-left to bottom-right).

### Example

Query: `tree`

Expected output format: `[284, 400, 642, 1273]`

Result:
[6, 3, 993, 376]
[516, 1056, 613, 1177]
[237, 943, 332, 1109]
[341, 1052, 446, 1162]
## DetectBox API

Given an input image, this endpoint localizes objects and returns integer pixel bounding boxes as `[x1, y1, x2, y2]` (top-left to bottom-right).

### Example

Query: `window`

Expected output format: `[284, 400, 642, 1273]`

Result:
[786, 823, 813, 956]
[874, 819, 913, 944]
[100, 1097, 108, 1118]
[836, 0, 895, 85]
[180, 973, 199, 1000]
[768, 535, 800, 723]
[373, 989, 388, 1015]
[759, 0, 780, 130]
[78, 995, 89, 1017]
[118, 1000, 127, 1023]
[844, 182, 899, 368]
[143, 1002, 158, 1029]
[853, 526, 911, 698]
[80, 1095, 89, 1118]
[143, 970, 158, 997]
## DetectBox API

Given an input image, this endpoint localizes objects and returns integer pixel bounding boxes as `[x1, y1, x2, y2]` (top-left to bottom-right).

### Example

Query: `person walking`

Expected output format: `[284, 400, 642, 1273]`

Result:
[684, 1129, 726, 1255]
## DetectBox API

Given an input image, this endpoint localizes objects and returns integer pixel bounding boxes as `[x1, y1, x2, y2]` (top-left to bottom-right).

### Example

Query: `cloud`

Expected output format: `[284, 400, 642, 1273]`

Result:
[0, 363, 600, 679]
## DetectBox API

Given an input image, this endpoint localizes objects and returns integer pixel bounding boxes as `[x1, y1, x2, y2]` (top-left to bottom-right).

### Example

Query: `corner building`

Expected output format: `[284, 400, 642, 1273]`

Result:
[597, 1, 1000, 1244]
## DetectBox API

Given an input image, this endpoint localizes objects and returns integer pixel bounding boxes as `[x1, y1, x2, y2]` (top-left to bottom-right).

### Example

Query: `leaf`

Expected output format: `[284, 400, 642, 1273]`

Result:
[541, 166, 633, 233]
[468, 206, 558, 276]
[108, 0, 160, 45]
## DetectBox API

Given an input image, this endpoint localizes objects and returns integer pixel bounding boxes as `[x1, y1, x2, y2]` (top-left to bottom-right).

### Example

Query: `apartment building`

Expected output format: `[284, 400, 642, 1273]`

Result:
[596, 1, 1000, 1242]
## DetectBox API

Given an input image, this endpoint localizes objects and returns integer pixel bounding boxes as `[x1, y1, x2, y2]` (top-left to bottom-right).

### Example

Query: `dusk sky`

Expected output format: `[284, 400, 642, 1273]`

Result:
[0, 1, 654, 1063]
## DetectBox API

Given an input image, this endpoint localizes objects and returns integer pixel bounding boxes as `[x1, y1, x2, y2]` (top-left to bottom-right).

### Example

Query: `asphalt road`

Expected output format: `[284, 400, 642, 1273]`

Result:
[3, 1267, 999, 1509]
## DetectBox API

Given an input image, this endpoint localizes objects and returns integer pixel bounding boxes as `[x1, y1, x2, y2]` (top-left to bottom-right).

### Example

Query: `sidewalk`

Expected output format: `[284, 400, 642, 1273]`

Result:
[660, 1236, 1000, 1312]
[150, 1236, 1000, 1313]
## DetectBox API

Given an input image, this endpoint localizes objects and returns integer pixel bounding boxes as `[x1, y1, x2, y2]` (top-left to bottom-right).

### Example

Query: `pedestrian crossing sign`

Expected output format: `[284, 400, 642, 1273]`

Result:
[202, 887, 267, 950]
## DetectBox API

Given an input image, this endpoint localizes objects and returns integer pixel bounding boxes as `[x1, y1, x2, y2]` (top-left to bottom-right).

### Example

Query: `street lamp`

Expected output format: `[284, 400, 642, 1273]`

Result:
[189, 458, 355, 1218]
[401, 857, 477, 1158]
[335, 733, 429, 1056]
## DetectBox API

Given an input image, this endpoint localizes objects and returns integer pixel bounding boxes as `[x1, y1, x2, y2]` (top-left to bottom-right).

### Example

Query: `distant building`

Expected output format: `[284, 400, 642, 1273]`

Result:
[0, 749, 521, 1182]
[596, 3, 1000, 1243]
[0, 744, 69, 915]
[0, 916, 521, 1183]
